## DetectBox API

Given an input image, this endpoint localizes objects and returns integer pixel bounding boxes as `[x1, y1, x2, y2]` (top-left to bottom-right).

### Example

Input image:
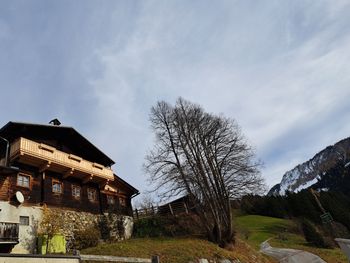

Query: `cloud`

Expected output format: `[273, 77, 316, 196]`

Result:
[85, 1, 350, 194]
[1, 1, 350, 198]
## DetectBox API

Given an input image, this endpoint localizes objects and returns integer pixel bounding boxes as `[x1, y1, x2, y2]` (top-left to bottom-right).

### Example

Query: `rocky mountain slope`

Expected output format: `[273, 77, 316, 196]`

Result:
[269, 137, 350, 196]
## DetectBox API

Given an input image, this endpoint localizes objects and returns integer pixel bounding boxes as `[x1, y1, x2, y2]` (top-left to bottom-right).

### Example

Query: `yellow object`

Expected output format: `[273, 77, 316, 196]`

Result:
[38, 234, 66, 254]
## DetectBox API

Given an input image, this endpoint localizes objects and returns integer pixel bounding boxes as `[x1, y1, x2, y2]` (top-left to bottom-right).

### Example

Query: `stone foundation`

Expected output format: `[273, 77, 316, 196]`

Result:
[50, 208, 134, 241]
[0, 201, 134, 254]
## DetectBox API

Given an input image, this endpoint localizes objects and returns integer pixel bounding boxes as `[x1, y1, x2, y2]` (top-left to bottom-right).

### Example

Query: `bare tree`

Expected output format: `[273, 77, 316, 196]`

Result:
[145, 98, 264, 247]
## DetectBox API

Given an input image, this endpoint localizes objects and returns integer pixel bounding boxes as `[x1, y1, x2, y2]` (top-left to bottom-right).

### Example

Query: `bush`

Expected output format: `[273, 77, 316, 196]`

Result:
[301, 219, 328, 248]
[133, 217, 166, 237]
[73, 227, 101, 250]
[98, 214, 111, 240]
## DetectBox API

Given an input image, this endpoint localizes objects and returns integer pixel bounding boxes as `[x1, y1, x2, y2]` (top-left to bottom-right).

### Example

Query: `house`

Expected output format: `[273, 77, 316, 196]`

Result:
[0, 120, 139, 253]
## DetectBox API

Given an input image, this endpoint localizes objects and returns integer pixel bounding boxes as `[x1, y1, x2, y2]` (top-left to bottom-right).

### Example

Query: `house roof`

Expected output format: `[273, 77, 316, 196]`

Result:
[0, 121, 115, 167]
[113, 173, 139, 196]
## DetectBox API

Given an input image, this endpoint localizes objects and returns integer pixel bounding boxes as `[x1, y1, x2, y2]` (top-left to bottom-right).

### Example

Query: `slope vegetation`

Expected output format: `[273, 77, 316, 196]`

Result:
[235, 215, 347, 263]
[82, 237, 272, 263]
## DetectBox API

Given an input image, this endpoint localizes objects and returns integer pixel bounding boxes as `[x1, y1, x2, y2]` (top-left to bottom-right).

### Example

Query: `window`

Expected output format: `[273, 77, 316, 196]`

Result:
[19, 216, 29, 226]
[17, 173, 30, 188]
[119, 197, 126, 206]
[52, 179, 62, 194]
[107, 195, 115, 205]
[72, 185, 81, 199]
[88, 188, 97, 202]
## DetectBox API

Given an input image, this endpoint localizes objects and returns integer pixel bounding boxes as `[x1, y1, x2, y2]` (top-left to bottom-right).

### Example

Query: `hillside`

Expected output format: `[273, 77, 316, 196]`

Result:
[81, 237, 272, 263]
[235, 215, 348, 263]
[269, 137, 350, 195]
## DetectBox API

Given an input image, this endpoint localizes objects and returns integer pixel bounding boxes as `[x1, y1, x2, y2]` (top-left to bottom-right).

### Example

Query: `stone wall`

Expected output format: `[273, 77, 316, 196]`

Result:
[0, 201, 134, 254]
[49, 208, 134, 241]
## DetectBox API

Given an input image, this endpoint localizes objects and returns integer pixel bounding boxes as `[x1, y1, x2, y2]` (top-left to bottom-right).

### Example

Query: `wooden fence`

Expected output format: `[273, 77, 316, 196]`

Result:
[133, 201, 191, 220]
[80, 254, 159, 263]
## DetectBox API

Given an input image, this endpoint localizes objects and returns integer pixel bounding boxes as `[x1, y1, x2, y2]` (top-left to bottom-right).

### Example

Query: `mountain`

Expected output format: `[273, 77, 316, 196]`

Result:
[269, 137, 350, 196]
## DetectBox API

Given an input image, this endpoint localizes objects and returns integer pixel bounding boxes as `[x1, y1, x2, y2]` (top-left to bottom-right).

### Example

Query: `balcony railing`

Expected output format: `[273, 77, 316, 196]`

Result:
[9, 137, 114, 182]
[0, 222, 19, 243]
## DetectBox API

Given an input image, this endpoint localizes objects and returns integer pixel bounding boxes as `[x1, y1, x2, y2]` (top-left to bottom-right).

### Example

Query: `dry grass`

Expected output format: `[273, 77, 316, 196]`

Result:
[81, 237, 274, 263]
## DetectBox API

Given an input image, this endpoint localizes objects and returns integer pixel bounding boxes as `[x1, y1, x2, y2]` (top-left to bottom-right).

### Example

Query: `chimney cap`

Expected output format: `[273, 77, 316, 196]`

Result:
[49, 118, 61, 126]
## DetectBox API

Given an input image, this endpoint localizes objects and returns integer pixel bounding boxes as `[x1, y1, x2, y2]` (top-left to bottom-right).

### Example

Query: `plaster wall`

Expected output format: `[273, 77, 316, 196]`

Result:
[0, 202, 134, 254]
[0, 201, 43, 253]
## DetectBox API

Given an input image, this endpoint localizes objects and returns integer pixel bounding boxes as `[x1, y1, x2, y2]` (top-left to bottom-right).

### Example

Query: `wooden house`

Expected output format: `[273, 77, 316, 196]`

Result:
[0, 121, 139, 253]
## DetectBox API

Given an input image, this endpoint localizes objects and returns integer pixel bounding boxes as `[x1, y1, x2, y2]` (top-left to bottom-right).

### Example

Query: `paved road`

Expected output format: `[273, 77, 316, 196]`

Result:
[260, 240, 327, 263]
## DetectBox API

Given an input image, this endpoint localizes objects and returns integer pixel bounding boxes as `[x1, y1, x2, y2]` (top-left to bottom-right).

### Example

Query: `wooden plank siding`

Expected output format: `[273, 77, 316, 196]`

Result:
[0, 175, 11, 201]
[0, 126, 138, 217]
[1, 162, 132, 215]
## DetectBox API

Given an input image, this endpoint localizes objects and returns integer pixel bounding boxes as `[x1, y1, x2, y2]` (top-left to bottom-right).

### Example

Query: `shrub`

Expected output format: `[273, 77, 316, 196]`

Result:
[301, 219, 328, 248]
[98, 214, 111, 240]
[73, 227, 101, 250]
[133, 217, 165, 237]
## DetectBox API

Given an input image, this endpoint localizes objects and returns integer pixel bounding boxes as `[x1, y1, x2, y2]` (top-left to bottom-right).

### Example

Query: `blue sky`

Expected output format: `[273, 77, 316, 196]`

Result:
[1, 0, 350, 202]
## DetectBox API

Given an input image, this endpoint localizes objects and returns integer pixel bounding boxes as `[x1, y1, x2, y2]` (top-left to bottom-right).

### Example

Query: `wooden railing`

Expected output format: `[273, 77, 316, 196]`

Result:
[9, 137, 113, 181]
[133, 202, 190, 220]
[0, 222, 19, 243]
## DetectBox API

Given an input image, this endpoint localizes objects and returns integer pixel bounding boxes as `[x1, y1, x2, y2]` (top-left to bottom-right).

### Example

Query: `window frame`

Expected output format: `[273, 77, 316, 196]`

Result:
[119, 197, 126, 207]
[16, 173, 30, 188]
[71, 184, 81, 199]
[19, 216, 29, 226]
[107, 195, 115, 205]
[87, 188, 97, 202]
[52, 179, 63, 194]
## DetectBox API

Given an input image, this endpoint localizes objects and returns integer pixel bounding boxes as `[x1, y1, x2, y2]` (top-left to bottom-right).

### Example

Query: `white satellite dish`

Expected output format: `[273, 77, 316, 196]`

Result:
[15, 191, 24, 204]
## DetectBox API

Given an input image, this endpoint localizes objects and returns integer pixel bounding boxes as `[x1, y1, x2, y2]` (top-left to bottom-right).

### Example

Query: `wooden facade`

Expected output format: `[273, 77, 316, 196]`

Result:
[0, 121, 139, 215]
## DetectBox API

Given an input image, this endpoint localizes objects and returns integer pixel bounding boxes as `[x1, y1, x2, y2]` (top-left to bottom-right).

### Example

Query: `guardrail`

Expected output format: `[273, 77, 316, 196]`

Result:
[335, 238, 350, 262]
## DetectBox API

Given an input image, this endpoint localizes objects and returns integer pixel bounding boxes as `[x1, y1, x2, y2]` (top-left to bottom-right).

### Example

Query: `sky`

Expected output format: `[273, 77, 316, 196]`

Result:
[1, 0, 350, 203]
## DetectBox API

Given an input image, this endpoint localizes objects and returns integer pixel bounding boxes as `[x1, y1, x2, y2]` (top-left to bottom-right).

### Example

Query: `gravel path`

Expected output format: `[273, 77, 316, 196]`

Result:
[260, 240, 327, 263]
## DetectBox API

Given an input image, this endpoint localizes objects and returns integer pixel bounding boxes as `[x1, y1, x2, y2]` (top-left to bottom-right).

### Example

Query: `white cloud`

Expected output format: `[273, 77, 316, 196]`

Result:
[85, 1, 350, 196]
[2, 1, 350, 199]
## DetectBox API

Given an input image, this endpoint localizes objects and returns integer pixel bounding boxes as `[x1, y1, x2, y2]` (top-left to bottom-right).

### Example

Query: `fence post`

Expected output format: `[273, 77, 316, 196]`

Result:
[168, 204, 174, 216]
[135, 209, 139, 220]
[152, 255, 160, 263]
[184, 202, 189, 214]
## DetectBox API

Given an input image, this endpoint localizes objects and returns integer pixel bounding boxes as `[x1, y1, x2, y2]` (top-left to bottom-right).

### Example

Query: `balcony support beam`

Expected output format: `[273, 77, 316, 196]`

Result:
[83, 174, 94, 184]
[39, 161, 51, 173]
[99, 179, 109, 190]
[63, 168, 74, 179]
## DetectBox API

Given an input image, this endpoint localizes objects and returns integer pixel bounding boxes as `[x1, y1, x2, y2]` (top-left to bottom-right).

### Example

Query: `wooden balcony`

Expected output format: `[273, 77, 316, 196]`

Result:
[9, 137, 114, 183]
[0, 222, 19, 243]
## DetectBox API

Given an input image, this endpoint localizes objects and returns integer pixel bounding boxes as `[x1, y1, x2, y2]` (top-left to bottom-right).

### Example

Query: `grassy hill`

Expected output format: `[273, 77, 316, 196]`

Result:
[82, 237, 272, 263]
[235, 214, 348, 263]
[81, 214, 348, 262]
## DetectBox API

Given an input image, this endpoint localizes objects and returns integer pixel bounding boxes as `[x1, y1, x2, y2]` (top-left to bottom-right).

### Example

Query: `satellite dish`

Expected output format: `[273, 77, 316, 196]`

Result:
[15, 191, 24, 204]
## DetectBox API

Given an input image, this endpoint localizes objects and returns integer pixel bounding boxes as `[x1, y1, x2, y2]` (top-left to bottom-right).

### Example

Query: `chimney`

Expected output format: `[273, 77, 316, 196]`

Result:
[49, 118, 61, 126]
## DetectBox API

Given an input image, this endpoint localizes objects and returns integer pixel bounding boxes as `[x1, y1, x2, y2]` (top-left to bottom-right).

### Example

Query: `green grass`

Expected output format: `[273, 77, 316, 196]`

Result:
[81, 214, 348, 263]
[235, 214, 348, 263]
[81, 237, 272, 263]
[235, 215, 295, 248]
